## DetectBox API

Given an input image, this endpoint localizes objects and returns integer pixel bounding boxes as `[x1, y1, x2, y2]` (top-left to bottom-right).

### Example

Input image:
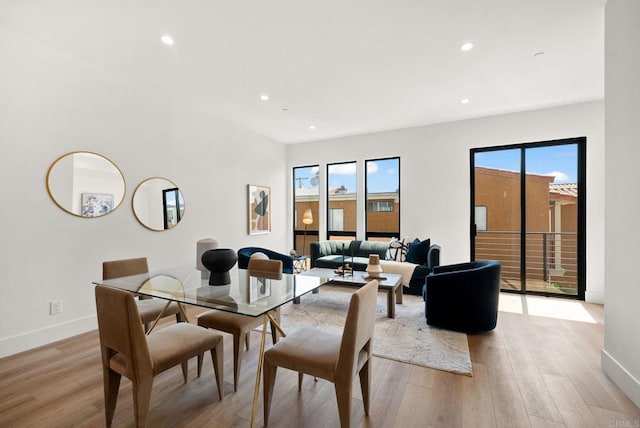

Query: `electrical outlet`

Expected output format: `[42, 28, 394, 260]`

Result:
[50, 300, 62, 315]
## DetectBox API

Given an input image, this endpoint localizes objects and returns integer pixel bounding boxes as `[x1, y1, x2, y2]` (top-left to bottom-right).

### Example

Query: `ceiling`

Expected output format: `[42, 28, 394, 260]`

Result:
[0, 0, 605, 144]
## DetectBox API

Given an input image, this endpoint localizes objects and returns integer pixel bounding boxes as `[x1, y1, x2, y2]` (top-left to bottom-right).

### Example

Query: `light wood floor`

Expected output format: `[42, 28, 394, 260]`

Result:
[1, 295, 639, 428]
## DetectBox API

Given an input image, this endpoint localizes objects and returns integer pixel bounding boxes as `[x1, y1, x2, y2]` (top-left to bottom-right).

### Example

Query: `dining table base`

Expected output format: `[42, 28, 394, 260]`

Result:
[250, 312, 286, 428]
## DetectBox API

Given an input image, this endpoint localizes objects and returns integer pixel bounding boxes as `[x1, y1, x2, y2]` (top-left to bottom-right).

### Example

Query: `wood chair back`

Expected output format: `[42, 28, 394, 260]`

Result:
[336, 279, 378, 381]
[95, 285, 153, 381]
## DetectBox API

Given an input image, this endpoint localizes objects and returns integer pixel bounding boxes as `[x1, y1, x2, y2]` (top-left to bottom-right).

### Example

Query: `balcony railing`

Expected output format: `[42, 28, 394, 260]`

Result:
[475, 231, 578, 295]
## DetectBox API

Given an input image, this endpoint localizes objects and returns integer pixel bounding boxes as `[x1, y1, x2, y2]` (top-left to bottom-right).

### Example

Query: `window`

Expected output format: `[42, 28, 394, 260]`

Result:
[365, 157, 400, 241]
[327, 161, 357, 240]
[328, 208, 344, 231]
[294, 157, 401, 246]
[475, 206, 487, 231]
[367, 201, 394, 212]
[162, 188, 183, 230]
[293, 165, 319, 255]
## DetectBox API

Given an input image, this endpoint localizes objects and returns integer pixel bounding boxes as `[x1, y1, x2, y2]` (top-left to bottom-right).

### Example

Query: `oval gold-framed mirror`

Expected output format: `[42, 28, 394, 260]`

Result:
[132, 177, 185, 231]
[46, 151, 126, 218]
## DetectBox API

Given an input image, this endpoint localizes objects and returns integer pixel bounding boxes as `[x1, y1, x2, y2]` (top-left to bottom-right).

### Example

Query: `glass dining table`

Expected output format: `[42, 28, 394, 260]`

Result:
[93, 265, 328, 428]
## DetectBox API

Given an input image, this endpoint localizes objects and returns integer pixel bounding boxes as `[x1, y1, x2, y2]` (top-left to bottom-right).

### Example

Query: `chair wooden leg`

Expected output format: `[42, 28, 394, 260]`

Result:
[359, 360, 371, 415]
[197, 354, 204, 377]
[232, 331, 246, 392]
[103, 367, 121, 428]
[181, 361, 188, 383]
[270, 309, 281, 344]
[263, 360, 278, 425]
[298, 372, 303, 391]
[132, 377, 153, 428]
[334, 381, 353, 428]
[210, 345, 224, 401]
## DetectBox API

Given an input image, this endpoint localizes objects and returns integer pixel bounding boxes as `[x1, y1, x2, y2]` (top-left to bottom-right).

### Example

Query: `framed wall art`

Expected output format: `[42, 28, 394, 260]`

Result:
[81, 193, 114, 217]
[248, 184, 271, 235]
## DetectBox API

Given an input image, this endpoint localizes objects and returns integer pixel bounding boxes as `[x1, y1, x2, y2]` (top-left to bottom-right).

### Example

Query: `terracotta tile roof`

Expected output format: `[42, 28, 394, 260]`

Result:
[549, 183, 578, 197]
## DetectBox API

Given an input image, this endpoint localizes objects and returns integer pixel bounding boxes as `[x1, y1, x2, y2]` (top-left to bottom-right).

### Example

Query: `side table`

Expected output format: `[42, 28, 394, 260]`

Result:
[293, 255, 309, 274]
[293, 255, 310, 303]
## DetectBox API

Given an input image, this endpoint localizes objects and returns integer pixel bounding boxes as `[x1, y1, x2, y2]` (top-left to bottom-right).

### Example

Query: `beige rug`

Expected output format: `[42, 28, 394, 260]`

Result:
[277, 285, 473, 376]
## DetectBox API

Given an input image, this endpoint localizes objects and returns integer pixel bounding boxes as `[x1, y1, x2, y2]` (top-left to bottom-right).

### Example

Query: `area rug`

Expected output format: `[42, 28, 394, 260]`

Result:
[276, 285, 473, 376]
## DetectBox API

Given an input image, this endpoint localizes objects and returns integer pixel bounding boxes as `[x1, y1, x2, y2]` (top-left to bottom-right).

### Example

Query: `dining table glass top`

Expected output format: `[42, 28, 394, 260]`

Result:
[93, 265, 328, 317]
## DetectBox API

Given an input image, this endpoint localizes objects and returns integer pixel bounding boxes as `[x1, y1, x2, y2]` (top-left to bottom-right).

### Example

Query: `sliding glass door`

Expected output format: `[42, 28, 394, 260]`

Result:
[471, 138, 585, 299]
[473, 149, 523, 290]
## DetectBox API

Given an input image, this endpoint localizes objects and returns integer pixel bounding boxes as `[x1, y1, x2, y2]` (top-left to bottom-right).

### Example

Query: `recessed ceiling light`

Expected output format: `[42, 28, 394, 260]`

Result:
[161, 35, 174, 45]
[460, 42, 474, 51]
[260, 94, 269, 101]
[461, 98, 470, 104]
[309, 125, 316, 130]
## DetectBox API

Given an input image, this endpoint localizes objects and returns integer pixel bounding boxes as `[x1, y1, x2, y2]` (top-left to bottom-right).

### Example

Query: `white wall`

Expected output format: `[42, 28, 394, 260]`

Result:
[0, 25, 289, 357]
[287, 101, 605, 303]
[602, 0, 640, 409]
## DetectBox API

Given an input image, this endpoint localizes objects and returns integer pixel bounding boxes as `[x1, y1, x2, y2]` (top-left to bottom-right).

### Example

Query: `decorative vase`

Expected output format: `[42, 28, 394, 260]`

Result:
[366, 254, 383, 278]
[196, 238, 219, 280]
[200, 248, 238, 285]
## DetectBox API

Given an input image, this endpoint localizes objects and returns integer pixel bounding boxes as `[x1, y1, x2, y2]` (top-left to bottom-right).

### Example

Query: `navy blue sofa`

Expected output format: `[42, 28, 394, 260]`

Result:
[424, 260, 500, 333]
[310, 240, 441, 295]
[237, 247, 294, 274]
[310, 240, 388, 271]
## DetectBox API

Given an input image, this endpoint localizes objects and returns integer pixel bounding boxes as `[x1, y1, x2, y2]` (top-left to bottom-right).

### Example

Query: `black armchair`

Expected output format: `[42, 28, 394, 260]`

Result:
[237, 247, 294, 274]
[424, 260, 500, 333]
[406, 244, 441, 295]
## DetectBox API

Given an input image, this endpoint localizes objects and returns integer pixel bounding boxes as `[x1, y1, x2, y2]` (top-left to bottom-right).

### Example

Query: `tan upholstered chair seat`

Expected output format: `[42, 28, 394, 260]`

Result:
[263, 327, 340, 381]
[109, 323, 222, 377]
[198, 310, 259, 336]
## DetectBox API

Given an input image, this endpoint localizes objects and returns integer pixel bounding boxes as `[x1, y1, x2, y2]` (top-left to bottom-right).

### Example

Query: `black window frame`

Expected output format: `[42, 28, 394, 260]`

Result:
[365, 156, 401, 241]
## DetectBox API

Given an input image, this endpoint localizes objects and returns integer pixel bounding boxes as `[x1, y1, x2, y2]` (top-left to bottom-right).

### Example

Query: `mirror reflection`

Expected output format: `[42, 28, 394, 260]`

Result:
[133, 177, 185, 231]
[46, 151, 125, 218]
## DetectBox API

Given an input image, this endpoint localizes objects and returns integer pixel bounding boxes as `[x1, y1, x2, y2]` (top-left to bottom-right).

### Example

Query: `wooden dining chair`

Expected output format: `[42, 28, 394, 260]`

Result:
[262, 279, 379, 428]
[196, 256, 283, 391]
[102, 257, 184, 332]
[95, 285, 224, 428]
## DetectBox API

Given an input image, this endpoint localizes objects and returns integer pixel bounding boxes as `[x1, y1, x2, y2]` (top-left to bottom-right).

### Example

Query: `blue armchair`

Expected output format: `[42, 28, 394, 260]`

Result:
[424, 260, 500, 333]
[237, 247, 294, 274]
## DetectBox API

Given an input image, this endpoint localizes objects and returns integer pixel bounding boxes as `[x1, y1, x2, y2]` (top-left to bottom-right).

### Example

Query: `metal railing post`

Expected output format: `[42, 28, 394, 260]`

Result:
[542, 232, 548, 283]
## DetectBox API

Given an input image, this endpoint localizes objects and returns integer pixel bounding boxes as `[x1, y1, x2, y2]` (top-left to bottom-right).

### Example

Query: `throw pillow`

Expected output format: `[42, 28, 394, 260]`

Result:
[388, 237, 406, 261]
[250, 252, 269, 260]
[406, 238, 431, 265]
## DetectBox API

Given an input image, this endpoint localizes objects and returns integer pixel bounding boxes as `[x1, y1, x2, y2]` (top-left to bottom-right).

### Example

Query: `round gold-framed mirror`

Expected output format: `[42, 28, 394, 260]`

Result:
[132, 177, 185, 231]
[46, 151, 126, 218]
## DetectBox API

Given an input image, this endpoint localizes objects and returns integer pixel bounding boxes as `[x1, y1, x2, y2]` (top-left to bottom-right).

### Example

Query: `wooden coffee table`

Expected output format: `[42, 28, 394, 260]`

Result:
[299, 268, 403, 318]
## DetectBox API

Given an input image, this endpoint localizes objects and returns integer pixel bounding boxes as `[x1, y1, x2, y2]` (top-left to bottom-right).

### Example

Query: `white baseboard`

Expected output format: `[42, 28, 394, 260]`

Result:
[602, 348, 640, 409]
[586, 290, 604, 304]
[0, 315, 97, 359]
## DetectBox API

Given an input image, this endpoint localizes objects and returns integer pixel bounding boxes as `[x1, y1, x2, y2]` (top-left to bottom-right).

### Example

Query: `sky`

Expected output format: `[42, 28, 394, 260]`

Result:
[294, 158, 399, 194]
[474, 144, 578, 183]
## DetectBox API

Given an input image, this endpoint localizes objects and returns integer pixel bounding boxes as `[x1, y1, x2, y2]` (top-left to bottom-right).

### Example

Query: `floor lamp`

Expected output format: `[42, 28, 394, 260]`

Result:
[301, 208, 313, 256]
